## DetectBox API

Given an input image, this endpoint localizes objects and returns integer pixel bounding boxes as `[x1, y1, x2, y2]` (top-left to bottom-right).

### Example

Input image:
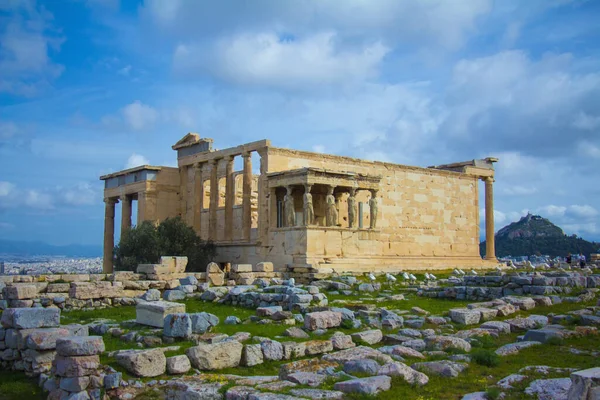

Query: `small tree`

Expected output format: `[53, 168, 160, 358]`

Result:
[113, 217, 215, 272]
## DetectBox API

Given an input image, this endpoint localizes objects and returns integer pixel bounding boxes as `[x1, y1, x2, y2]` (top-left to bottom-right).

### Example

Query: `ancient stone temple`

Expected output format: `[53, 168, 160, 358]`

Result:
[100, 134, 498, 273]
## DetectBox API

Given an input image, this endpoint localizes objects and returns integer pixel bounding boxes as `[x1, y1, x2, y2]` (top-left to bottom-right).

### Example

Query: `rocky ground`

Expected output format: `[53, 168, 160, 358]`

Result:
[2, 269, 600, 399]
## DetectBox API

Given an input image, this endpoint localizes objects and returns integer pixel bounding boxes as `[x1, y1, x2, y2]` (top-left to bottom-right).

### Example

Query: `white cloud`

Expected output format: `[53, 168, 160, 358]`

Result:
[126, 153, 149, 169]
[312, 144, 325, 153]
[117, 65, 132, 76]
[24, 189, 53, 210]
[567, 205, 599, 219]
[0, 0, 64, 96]
[0, 181, 16, 197]
[59, 183, 98, 206]
[502, 185, 538, 196]
[174, 32, 389, 89]
[121, 101, 159, 130]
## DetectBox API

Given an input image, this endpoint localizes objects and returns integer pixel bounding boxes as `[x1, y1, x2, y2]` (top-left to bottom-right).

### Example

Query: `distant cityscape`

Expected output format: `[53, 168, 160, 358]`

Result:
[0, 256, 102, 275]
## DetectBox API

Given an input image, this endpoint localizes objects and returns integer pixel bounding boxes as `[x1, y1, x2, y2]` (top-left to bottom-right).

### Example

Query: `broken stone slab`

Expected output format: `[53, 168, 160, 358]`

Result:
[330, 332, 355, 350]
[232, 264, 253, 273]
[59, 377, 90, 392]
[507, 315, 549, 332]
[56, 336, 105, 357]
[286, 372, 327, 387]
[115, 348, 166, 377]
[284, 326, 310, 339]
[282, 342, 306, 360]
[525, 378, 571, 400]
[304, 340, 333, 356]
[378, 345, 425, 359]
[163, 289, 186, 301]
[261, 340, 284, 361]
[378, 361, 429, 385]
[503, 296, 536, 310]
[279, 359, 339, 380]
[480, 321, 511, 334]
[425, 335, 471, 352]
[164, 381, 222, 399]
[255, 262, 274, 273]
[257, 306, 283, 317]
[333, 375, 391, 395]
[166, 355, 191, 375]
[411, 360, 468, 378]
[190, 312, 219, 333]
[136, 301, 185, 328]
[186, 340, 243, 370]
[460, 392, 487, 400]
[495, 341, 542, 356]
[351, 329, 383, 345]
[304, 311, 342, 331]
[449, 308, 481, 325]
[497, 374, 528, 389]
[523, 327, 566, 343]
[343, 359, 380, 375]
[322, 346, 392, 364]
[289, 389, 344, 400]
[567, 367, 600, 400]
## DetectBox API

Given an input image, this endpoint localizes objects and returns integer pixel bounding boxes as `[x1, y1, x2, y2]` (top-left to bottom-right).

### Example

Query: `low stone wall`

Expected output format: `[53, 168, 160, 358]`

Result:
[418, 272, 600, 301]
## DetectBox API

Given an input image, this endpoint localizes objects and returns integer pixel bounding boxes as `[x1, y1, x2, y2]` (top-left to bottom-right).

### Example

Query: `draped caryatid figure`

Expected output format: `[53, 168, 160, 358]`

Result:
[284, 186, 296, 227]
[303, 184, 314, 226]
[325, 186, 338, 227]
[369, 189, 378, 229]
[348, 188, 357, 228]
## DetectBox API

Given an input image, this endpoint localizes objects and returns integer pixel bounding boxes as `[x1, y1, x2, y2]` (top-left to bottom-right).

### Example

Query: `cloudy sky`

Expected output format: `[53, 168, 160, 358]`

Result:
[1, 0, 600, 247]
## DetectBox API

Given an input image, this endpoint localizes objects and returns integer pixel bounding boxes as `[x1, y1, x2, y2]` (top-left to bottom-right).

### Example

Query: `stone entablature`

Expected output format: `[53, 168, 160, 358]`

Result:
[100, 134, 499, 273]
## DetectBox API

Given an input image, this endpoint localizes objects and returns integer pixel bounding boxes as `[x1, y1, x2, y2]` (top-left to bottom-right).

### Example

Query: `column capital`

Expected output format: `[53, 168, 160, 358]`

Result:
[119, 194, 129, 201]
[194, 161, 204, 170]
[224, 155, 234, 163]
[483, 176, 495, 183]
[370, 188, 379, 197]
[104, 197, 118, 205]
[209, 158, 219, 166]
[242, 151, 252, 159]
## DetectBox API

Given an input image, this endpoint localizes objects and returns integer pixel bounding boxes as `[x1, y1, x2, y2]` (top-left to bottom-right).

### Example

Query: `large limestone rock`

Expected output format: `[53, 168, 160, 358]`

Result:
[186, 340, 243, 370]
[4, 285, 37, 300]
[378, 362, 429, 385]
[115, 348, 167, 377]
[25, 328, 70, 351]
[351, 329, 383, 345]
[425, 336, 471, 352]
[567, 367, 600, 400]
[163, 313, 192, 338]
[53, 355, 100, 377]
[411, 360, 468, 378]
[495, 341, 542, 356]
[166, 355, 191, 375]
[449, 308, 481, 325]
[525, 378, 571, 400]
[136, 301, 185, 328]
[304, 311, 343, 331]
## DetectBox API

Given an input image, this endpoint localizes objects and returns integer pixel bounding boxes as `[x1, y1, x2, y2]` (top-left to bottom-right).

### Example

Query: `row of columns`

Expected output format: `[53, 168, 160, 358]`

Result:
[184, 152, 253, 242]
[282, 184, 379, 229]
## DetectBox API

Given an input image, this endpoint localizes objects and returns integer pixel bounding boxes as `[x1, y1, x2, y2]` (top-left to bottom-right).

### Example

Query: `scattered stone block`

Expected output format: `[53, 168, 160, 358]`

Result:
[163, 289, 186, 301]
[304, 311, 342, 331]
[261, 340, 284, 361]
[304, 340, 333, 355]
[334, 376, 391, 395]
[525, 378, 571, 400]
[190, 312, 219, 333]
[232, 264, 253, 273]
[425, 336, 471, 352]
[115, 348, 166, 377]
[53, 355, 100, 377]
[411, 360, 468, 378]
[242, 344, 264, 366]
[286, 372, 327, 387]
[449, 308, 481, 325]
[166, 355, 191, 375]
[136, 301, 185, 328]
[186, 340, 243, 370]
[343, 359, 380, 375]
[255, 262, 274, 272]
[289, 389, 344, 400]
[282, 342, 306, 360]
[331, 332, 355, 350]
[351, 329, 383, 345]
[495, 341, 542, 356]
[26, 328, 70, 351]
[164, 313, 192, 338]
[4, 285, 37, 300]
[378, 361, 429, 385]
[568, 367, 600, 400]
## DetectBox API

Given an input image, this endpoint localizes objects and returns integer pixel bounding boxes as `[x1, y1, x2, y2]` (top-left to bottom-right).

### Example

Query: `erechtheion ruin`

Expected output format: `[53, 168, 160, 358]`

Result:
[100, 134, 498, 273]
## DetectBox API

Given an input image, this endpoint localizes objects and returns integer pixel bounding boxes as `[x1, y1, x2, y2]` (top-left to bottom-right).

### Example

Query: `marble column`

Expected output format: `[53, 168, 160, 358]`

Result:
[484, 177, 496, 260]
[180, 165, 189, 223]
[242, 151, 252, 241]
[224, 156, 235, 241]
[369, 190, 378, 229]
[103, 198, 117, 274]
[120, 194, 132, 235]
[193, 162, 204, 236]
[208, 159, 219, 241]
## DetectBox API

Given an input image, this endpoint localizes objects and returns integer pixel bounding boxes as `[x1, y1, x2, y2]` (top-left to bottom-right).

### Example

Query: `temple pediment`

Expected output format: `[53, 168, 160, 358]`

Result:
[172, 133, 214, 151]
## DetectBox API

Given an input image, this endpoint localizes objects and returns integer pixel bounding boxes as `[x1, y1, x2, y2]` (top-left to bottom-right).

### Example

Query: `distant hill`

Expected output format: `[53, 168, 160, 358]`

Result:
[480, 213, 600, 259]
[0, 239, 102, 258]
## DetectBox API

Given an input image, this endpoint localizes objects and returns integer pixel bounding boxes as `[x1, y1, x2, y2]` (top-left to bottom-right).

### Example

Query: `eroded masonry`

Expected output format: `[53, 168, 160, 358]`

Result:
[100, 134, 498, 273]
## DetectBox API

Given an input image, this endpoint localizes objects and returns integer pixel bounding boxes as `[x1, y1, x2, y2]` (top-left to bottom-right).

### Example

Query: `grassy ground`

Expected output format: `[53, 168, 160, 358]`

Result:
[0, 371, 43, 400]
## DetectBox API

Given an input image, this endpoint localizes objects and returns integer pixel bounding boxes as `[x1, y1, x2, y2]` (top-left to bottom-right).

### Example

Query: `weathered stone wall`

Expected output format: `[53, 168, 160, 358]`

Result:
[263, 147, 489, 270]
[419, 272, 600, 301]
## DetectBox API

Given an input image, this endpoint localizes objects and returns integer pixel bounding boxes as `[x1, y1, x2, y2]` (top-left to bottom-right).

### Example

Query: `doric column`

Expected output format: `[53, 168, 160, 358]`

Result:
[484, 177, 496, 260]
[193, 162, 204, 236]
[120, 194, 132, 234]
[242, 151, 252, 241]
[103, 198, 118, 274]
[208, 159, 219, 241]
[224, 156, 235, 241]
[180, 165, 189, 223]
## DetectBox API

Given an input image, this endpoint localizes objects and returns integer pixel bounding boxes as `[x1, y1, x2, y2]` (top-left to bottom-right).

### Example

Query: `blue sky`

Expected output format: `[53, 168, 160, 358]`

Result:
[1, 0, 600, 246]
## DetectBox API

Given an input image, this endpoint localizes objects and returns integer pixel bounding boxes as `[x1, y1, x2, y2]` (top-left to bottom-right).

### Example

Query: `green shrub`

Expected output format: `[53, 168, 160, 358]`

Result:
[113, 217, 216, 272]
[471, 348, 500, 367]
[485, 387, 502, 400]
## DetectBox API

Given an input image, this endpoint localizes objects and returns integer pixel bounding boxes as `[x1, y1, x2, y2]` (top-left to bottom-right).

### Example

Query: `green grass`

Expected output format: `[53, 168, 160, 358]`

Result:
[0, 370, 43, 400]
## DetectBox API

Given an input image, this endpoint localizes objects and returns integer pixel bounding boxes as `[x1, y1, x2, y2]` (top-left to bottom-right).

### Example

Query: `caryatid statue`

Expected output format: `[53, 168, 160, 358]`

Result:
[348, 188, 358, 228]
[303, 184, 314, 226]
[284, 186, 296, 227]
[369, 189, 379, 229]
[325, 186, 338, 227]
